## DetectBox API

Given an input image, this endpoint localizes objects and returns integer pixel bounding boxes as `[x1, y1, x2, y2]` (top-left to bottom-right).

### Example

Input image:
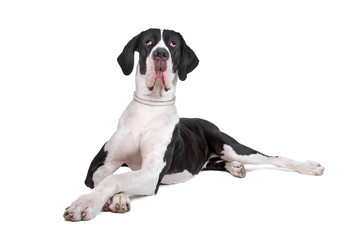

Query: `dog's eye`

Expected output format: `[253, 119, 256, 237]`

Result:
[145, 40, 153, 46]
[170, 41, 177, 47]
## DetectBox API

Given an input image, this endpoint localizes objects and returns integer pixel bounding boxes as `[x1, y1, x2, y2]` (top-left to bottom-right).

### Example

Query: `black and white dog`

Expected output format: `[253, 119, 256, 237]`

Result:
[64, 28, 324, 221]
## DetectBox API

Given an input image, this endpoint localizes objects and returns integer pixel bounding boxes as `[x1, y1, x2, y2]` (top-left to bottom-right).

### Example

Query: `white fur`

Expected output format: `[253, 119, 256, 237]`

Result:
[225, 161, 246, 178]
[107, 192, 131, 213]
[221, 144, 324, 175]
[161, 170, 194, 184]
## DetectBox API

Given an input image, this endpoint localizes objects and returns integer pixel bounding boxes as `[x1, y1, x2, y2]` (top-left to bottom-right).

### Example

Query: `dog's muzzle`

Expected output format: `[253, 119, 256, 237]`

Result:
[153, 48, 169, 72]
[148, 48, 171, 91]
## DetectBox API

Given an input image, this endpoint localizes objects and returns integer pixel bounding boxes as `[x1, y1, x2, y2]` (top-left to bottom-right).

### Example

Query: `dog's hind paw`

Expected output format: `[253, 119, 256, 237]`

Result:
[225, 161, 246, 178]
[296, 160, 325, 176]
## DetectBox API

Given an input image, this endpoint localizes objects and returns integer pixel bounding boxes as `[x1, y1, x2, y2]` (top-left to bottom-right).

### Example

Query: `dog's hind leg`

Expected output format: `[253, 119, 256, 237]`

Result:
[211, 131, 324, 176]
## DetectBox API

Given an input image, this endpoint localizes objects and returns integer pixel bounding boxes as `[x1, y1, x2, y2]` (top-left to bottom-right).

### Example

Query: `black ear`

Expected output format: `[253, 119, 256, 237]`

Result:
[117, 33, 142, 75]
[178, 38, 199, 81]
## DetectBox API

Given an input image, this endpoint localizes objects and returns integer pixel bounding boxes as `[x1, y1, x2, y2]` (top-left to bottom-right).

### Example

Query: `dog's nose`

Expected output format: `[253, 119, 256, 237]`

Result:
[153, 48, 169, 61]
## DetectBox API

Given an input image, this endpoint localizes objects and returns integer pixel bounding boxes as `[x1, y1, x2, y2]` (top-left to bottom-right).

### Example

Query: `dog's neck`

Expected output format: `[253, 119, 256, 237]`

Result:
[133, 92, 176, 106]
[134, 65, 178, 105]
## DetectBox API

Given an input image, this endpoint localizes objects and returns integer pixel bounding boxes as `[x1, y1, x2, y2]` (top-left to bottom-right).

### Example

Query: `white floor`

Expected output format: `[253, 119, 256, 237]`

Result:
[4, 154, 359, 240]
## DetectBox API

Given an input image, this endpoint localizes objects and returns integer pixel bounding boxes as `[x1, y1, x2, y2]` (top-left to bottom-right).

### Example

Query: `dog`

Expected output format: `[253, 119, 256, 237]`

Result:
[63, 28, 324, 221]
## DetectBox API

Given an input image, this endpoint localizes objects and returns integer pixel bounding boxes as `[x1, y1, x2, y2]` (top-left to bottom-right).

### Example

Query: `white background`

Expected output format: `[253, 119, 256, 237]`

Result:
[1, 0, 359, 239]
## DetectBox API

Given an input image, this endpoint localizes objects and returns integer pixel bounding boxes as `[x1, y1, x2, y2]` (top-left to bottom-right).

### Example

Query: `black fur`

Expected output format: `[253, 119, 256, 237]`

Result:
[117, 29, 161, 75]
[156, 118, 265, 191]
[176, 34, 199, 81]
[202, 157, 226, 171]
[84, 143, 108, 189]
[162, 30, 199, 80]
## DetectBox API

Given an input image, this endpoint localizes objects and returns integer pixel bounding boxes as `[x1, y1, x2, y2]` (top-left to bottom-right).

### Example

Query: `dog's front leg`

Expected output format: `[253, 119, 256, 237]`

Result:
[64, 162, 165, 221]
[64, 118, 177, 222]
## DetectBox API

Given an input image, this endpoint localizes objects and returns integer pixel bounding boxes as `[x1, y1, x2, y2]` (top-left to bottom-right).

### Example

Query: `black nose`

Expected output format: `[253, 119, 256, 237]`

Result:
[153, 48, 169, 61]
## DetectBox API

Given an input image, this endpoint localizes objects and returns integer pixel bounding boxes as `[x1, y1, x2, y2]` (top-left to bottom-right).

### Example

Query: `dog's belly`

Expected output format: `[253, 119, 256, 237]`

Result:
[161, 170, 194, 184]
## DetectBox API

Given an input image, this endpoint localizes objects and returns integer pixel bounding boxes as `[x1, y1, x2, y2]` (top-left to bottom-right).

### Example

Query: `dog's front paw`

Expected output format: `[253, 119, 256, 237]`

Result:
[103, 192, 131, 213]
[64, 194, 102, 221]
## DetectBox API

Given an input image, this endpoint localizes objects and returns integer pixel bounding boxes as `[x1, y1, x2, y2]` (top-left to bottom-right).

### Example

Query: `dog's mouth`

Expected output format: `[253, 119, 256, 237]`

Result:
[147, 60, 171, 91]
[155, 59, 167, 73]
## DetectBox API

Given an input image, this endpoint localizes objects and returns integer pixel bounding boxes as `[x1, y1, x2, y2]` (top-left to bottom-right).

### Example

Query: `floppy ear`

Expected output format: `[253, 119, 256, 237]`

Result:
[117, 33, 142, 75]
[178, 38, 199, 81]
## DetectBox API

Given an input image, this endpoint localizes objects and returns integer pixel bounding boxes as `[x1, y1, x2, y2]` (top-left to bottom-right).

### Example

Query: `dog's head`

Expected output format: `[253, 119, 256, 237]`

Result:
[117, 28, 199, 92]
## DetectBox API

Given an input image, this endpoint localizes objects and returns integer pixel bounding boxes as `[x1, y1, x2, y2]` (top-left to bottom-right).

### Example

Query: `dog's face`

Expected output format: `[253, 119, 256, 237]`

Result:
[118, 28, 199, 92]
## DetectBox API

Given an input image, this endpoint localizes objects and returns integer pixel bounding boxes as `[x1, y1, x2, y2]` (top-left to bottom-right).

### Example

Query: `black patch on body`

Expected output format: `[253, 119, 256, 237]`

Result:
[156, 118, 265, 190]
[155, 126, 179, 194]
[84, 143, 108, 189]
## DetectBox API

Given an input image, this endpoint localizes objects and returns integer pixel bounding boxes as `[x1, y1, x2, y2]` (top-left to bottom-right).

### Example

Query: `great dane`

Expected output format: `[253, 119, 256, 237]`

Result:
[64, 28, 324, 221]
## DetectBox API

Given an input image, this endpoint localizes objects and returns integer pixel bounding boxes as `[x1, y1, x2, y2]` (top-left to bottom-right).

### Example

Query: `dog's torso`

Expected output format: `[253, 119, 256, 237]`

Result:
[88, 97, 229, 190]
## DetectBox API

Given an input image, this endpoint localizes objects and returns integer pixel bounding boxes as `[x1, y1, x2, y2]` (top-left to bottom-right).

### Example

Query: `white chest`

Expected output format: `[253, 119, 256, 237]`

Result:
[106, 100, 179, 170]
